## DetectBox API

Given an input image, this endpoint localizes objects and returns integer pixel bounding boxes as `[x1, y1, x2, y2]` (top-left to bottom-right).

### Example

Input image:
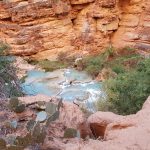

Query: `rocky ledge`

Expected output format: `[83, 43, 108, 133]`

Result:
[0, 94, 150, 149]
[0, 94, 85, 149]
[65, 96, 150, 150]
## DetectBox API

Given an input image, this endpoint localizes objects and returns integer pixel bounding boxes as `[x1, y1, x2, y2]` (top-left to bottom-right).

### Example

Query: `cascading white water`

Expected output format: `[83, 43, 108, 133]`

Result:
[22, 68, 103, 112]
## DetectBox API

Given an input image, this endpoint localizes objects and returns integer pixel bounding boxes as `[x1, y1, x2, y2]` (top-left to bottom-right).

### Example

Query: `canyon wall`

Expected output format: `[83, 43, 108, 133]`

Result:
[0, 0, 149, 60]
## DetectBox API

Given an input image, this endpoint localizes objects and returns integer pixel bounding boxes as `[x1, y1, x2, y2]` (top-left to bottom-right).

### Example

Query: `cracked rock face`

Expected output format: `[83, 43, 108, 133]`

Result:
[0, 0, 150, 60]
[63, 96, 150, 150]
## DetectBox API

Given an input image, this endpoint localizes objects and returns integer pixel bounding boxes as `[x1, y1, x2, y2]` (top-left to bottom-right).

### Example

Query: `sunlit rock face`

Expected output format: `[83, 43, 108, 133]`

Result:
[112, 0, 150, 51]
[63, 96, 150, 150]
[0, 0, 149, 60]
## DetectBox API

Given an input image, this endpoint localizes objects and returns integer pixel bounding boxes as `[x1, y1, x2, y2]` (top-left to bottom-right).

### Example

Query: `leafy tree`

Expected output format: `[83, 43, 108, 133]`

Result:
[98, 58, 150, 115]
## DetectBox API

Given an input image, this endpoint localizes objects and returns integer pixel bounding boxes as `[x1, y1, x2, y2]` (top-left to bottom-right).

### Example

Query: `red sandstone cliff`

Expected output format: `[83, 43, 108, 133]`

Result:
[0, 0, 150, 59]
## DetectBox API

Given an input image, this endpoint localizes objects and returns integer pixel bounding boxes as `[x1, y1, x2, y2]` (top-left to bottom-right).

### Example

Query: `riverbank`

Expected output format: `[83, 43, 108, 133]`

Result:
[21, 68, 103, 112]
[15, 47, 150, 115]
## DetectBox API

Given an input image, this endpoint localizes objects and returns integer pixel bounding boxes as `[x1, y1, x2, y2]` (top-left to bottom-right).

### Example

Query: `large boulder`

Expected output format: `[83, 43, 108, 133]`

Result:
[87, 111, 121, 138]
[64, 96, 150, 150]
[19, 94, 85, 129]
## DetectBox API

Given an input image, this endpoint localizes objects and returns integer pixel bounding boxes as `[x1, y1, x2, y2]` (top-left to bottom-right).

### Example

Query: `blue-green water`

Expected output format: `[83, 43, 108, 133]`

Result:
[22, 69, 103, 112]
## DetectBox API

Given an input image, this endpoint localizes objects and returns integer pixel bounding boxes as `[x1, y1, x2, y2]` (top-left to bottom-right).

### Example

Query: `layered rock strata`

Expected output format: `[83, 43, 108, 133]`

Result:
[0, 0, 149, 59]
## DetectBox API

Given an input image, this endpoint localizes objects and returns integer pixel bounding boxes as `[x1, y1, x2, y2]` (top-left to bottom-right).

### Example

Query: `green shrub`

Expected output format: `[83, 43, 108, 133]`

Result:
[96, 97, 113, 112]
[137, 58, 150, 72]
[82, 53, 108, 77]
[0, 42, 23, 98]
[112, 64, 125, 74]
[37, 59, 67, 72]
[105, 52, 142, 74]
[85, 65, 101, 77]
[26, 55, 73, 72]
[0, 41, 10, 55]
[97, 58, 150, 115]
[105, 46, 115, 57]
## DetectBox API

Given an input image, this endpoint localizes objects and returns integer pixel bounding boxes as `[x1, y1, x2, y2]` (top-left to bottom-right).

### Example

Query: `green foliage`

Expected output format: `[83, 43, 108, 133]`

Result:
[137, 58, 150, 72]
[0, 41, 10, 55]
[98, 58, 150, 115]
[81, 46, 137, 77]
[105, 46, 115, 57]
[82, 53, 107, 77]
[26, 52, 75, 71]
[104, 53, 142, 76]
[111, 64, 125, 74]
[38, 60, 67, 72]
[96, 98, 112, 112]
[85, 65, 101, 77]
[0, 42, 23, 98]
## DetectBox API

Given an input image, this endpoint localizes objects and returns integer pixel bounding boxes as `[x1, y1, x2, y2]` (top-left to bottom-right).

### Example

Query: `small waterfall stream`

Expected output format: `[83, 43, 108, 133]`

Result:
[22, 68, 104, 112]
